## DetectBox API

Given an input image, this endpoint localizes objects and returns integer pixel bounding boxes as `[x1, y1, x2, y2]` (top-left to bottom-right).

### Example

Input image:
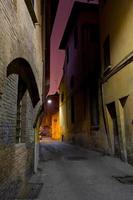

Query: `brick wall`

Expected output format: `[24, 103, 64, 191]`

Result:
[0, 0, 43, 198]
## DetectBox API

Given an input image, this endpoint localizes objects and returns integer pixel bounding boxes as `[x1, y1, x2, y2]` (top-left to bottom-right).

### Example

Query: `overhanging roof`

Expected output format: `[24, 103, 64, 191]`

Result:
[51, 0, 59, 31]
[59, 2, 98, 49]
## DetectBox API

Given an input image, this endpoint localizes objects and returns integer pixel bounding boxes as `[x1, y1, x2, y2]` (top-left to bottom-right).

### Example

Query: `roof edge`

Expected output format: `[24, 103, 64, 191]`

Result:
[59, 2, 98, 50]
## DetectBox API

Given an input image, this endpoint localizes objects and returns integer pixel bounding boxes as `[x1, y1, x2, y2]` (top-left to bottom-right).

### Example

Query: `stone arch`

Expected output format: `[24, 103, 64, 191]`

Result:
[7, 58, 40, 107]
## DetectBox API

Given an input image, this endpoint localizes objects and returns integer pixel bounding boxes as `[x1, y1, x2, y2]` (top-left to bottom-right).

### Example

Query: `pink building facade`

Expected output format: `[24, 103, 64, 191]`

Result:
[59, 2, 108, 151]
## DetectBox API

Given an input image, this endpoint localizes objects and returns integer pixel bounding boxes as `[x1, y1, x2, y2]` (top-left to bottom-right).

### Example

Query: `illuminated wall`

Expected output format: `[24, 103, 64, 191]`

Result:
[40, 114, 52, 137]
[51, 112, 61, 140]
[100, 0, 133, 162]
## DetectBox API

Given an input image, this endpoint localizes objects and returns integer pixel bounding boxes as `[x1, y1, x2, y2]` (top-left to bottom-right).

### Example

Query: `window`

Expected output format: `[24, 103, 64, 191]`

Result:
[103, 35, 110, 69]
[90, 82, 99, 129]
[81, 25, 90, 49]
[71, 96, 75, 124]
[102, 0, 107, 6]
[81, 24, 99, 47]
[81, 24, 99, 72]
[66, 47, 69, 64]
[70, 76, 75, 89]
[16, 78, 27, 143]
[74, 26, 78, 48]
[61, 92, 64, 103]
[16, 101, 22, 143]
[100, 0, 108, 8]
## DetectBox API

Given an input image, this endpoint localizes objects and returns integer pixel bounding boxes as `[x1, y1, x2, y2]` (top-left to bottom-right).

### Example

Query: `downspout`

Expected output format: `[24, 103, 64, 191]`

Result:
[33, 105, 44, 173]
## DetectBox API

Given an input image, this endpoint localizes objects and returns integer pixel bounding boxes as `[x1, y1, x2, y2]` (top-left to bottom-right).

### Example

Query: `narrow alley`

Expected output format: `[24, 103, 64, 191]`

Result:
[1, 0, 133, 199]
[36, 139, 133, 200]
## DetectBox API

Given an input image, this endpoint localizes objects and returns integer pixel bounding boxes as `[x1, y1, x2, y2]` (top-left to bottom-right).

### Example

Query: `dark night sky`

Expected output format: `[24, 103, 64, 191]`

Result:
[49, 0, 98, 95]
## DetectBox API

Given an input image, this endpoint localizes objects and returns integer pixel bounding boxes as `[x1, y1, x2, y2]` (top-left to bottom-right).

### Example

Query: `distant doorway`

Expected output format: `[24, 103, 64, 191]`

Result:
[107, 102, 120, 156]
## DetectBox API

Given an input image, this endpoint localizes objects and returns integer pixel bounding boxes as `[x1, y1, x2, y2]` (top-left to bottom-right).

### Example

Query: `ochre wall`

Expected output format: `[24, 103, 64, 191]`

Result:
[52, 112, 61, 140]
[100, 0, 133, 162]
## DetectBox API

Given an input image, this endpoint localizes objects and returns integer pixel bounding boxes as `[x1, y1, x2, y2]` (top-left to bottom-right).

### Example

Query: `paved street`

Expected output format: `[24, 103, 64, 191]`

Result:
[36, 138, 133, 200]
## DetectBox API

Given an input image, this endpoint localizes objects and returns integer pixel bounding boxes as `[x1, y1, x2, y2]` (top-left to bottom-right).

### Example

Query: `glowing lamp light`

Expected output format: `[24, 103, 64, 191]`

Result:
[47, 99, 52, 104]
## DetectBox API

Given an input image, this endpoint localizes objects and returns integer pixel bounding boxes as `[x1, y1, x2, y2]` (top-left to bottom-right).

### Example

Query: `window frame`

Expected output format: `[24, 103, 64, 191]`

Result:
[70, 96, 75, 124]
[66, 47, 69, 64]
[103, 35, 111, 70]
[74, 26, 78, 49]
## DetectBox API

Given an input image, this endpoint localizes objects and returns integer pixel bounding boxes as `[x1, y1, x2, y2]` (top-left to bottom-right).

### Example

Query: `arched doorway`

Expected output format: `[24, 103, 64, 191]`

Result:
[0, 57, 40, 197]
[5, 58, 40, 143]
[7, 58, 40, 108]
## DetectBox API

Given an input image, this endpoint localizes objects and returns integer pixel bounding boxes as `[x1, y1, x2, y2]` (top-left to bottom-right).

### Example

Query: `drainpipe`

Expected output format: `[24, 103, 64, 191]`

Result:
[34, 129, 39, 173]
[33, 105, 43, 173]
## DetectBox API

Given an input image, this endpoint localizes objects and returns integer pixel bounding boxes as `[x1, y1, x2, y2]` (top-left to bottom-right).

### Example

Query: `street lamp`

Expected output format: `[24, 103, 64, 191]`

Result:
[47, 99, 52, 104]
